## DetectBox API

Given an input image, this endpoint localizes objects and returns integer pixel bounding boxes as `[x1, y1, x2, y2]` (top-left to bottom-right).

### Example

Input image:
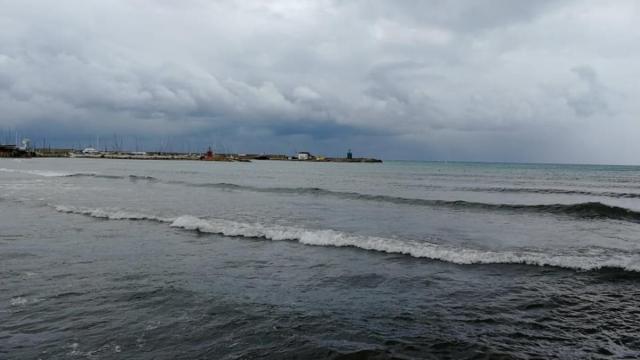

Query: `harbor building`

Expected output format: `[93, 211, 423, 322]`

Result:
[297, 151, 312, 160]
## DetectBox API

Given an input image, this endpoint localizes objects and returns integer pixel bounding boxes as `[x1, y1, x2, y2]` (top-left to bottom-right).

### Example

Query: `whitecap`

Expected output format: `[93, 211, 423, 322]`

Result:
[10, 297, 28, 306]
[53, 205, 175, 223]
[52, 205, 640, 272]
[169, 215, 640, 272]
[0, 168, 74, 177]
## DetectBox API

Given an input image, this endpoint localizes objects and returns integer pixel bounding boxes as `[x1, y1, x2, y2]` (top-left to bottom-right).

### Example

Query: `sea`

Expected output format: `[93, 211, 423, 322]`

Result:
[1, 158, 639, 359]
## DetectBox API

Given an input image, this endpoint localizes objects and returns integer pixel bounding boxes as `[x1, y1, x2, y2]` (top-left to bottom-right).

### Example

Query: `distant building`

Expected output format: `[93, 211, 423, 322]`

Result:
[347, 149, 353, 160]
[297, 151, 312, 160]
[19, 139, 31, 151]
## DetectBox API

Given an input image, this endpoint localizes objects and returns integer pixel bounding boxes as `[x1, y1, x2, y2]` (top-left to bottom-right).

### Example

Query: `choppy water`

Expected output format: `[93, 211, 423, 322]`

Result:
[1, 158, 639, 359]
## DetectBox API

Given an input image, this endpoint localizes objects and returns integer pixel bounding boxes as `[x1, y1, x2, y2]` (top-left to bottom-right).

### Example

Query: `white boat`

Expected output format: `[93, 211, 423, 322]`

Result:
[82, 147, 99, 154]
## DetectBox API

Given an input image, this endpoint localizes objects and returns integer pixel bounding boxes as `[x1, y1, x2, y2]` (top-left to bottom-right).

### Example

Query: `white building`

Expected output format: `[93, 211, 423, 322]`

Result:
[297, 152, 312, 160]
[18, 139, 31, 151]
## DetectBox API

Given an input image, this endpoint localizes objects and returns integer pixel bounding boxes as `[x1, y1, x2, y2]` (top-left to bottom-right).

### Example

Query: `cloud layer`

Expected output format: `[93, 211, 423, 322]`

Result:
[1, 0, 639, 163]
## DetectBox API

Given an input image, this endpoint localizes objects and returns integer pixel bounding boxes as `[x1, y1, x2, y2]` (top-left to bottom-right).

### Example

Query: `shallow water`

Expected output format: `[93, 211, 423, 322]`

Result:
[1, 158, 640, 359]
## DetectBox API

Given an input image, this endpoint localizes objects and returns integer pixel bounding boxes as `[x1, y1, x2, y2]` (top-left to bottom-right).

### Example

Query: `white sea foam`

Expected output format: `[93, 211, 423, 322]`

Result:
[169, 215, 640, 272]
[10, 297, 28, 306]
[53, 205, 175, 223]
[53, 206, 640, 272]
[0, 168, 76, 177]
[68, 343, 81, 356]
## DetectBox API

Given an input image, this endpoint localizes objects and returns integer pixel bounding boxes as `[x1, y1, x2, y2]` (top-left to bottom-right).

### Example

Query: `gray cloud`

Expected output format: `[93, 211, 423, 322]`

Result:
[352, 0, 563, 33]
[0, 0, 639, 163]
[566, 65, 610, 117]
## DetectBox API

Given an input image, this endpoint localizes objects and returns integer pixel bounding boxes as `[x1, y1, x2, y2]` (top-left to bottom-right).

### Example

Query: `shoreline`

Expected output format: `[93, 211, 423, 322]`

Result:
[9, 152, 383, 163]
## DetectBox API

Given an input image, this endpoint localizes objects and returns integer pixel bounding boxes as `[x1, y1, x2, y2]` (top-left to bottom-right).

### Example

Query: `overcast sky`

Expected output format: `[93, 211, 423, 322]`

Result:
[1, 0, 639, 163]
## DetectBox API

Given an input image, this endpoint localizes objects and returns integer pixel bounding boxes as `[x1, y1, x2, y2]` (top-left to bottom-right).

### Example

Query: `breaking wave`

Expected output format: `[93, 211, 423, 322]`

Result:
[0, 168, 158, 181]
[51, 205, 640, 272]
[53, 205, 174, 223]
[64, 173, 157, 181]
[0, 168, 77, 177]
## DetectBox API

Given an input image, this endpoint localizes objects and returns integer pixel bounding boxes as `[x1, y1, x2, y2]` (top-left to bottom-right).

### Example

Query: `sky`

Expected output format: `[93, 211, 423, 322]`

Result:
[1, 0, 639, 163]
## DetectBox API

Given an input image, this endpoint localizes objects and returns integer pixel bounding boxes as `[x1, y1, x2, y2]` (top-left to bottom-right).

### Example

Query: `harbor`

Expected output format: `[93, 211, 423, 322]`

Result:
[0, 140, 382, 163]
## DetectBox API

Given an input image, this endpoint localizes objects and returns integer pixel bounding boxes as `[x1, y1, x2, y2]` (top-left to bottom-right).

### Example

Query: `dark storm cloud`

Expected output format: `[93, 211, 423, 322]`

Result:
[1, 0, 639, 163]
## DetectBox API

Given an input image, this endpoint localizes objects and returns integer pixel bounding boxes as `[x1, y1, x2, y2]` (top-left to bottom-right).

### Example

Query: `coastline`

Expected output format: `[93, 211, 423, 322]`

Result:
[18, 151, 383, 163]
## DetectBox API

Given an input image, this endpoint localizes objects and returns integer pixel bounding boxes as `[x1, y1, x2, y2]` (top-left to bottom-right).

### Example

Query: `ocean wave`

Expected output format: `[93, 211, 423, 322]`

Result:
[66, 173, 158, 181]
[0, 168, 160, 181]
[51, 205, 640, 272]
[128, 175, 158, 181]
[456, 201, 640, 222]
[0, 168, 77, 177]
[461, 186, 640, 199]
[53, 205, 175, 222]
[172, 183, 640, 222]
[65, 173, 121, 179]
[28, 168, 640, 222]
[169, 215, 640, 272]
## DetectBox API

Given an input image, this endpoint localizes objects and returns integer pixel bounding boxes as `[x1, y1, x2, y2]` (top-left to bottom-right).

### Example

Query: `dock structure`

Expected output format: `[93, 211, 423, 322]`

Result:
[0, 144, 34, 158]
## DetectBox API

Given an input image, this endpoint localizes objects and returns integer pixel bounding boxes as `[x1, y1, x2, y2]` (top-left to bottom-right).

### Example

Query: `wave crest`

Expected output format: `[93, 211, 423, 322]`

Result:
[0, 168, 76, 177]
[51, 205, 640, 272]
[53, 205, 174, 222]
[169, 215, 640, 272]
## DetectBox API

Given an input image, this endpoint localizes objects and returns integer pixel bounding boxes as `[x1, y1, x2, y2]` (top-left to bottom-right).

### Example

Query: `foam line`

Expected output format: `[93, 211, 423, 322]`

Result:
[52, 205, 640, 272]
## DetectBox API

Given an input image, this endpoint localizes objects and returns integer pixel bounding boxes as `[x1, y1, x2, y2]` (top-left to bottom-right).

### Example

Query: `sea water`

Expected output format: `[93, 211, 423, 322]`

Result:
[1, 158, 639, 358]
